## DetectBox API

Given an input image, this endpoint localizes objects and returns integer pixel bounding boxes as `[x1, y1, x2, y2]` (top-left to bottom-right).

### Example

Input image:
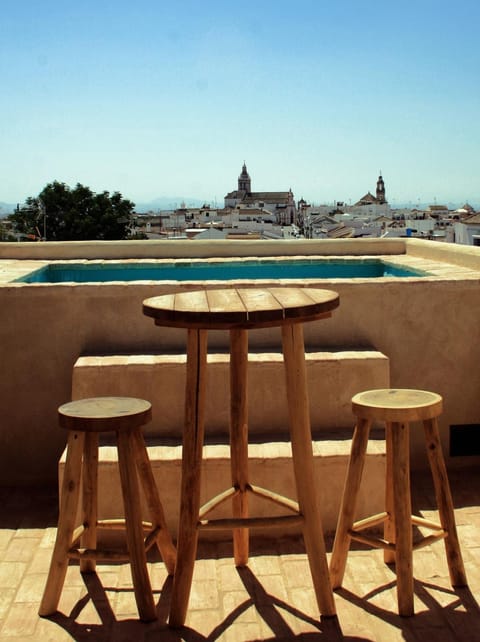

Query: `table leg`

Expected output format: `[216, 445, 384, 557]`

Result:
[281, 322, 336, 618]
[230, 328, 249, 566]
[169, 328, 208, 628]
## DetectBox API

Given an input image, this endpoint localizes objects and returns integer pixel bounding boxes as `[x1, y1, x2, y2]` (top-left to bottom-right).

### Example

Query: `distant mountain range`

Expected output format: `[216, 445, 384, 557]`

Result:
[134, 196, 209, 212]
[0, 202, 15, 217]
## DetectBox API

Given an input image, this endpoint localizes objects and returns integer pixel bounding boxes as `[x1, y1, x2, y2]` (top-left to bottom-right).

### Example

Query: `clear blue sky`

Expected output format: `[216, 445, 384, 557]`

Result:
[1, 0, 479, 208]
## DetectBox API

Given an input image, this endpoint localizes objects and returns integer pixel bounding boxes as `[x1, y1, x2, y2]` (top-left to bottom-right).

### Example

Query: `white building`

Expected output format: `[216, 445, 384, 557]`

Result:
[454, 213, 480, 246]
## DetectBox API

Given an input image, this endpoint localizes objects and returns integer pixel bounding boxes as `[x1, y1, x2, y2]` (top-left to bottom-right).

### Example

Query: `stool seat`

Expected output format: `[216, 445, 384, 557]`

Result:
[352, 389, 442, 422]
[330, 388, 467, 617]
[39, 396, 176, 622]
[58, 397, 152, 432]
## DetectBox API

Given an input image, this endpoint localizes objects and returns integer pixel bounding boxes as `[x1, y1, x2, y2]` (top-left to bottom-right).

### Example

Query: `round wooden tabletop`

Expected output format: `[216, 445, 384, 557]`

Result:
[143, 287, 339, 329]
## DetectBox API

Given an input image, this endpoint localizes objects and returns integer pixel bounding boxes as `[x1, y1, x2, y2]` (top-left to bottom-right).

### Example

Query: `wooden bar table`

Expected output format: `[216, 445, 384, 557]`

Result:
[143, 286, 340, 627]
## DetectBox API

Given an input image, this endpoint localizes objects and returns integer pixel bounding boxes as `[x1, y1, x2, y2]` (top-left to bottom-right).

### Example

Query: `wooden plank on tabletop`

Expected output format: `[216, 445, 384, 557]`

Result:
[206, 289, 248, 325]
[206, 288, 246, 313]
[236, 288, 283, 324]
[270, 287, 339, 322]
[142, 293, 175, 319]
[174, 289, 209, 313]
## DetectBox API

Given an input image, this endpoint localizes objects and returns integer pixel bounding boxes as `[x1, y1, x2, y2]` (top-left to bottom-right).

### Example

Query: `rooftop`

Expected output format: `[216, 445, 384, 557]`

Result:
[2, 237, 480, 640]
[2, 468, 480, 641]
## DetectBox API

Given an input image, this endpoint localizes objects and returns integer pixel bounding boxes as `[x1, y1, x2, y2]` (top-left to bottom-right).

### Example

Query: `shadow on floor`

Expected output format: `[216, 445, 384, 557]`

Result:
[335, 580, 480, 642]
[42, 566, 369, 642]
[41, 564, 480, 642]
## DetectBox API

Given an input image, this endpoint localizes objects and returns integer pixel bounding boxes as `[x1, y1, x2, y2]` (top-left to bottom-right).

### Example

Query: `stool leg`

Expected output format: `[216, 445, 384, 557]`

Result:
[169, 328, 208, 628]
[230, 328, 249, 567]
[80, 431, 98, 573]
[391, 421, 414, 617]
[39, 430, 85, 616]
[384, 422, 396, 564]
[282, 322, 336, 618]
[117, 429, 156, 622]
[132, 427, 177, 575]
[423, 418, 467, 587]
[330, 417, 372, 588]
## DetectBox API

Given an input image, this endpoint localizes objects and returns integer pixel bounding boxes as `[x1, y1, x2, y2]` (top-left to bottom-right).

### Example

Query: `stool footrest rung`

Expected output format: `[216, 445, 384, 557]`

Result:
[199, 487, 238, 519]
[412, 532, 447, 551]
[352, 512, 388, 532]
[348, 530, 395, 551]
[96, 519, 154, 531]
[349, 521, 447, 553]
[351, 513, 445, 538]
[410, 515, 443, 531]
[250, 484, 300, 513]
[144, 526, 162, 552]
[199, 485, 300, 522]
[67, 547, 131, 562]
[69, 519, 160, 557]
[71, 525, 85, 544]
[198, 514, 304, 531]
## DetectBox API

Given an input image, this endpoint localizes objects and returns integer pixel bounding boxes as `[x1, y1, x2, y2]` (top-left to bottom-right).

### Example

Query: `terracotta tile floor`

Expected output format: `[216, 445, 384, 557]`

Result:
[1, 468, 480, 641]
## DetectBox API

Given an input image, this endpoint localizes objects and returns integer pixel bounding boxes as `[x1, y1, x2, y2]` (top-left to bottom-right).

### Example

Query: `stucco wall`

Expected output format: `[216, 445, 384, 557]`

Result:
[1, 238, 480, 484]
[0, 237, 406, 260]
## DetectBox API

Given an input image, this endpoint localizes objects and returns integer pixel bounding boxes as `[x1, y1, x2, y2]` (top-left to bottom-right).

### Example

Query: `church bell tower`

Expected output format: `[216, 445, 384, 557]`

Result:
[376, 172, 386, 204]
[238, 162, 251, 194]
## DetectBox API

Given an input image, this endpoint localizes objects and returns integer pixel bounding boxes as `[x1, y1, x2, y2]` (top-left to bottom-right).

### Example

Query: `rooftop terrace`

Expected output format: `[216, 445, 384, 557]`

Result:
[1, 469, 480, 641]
[1, 237, 480, 639]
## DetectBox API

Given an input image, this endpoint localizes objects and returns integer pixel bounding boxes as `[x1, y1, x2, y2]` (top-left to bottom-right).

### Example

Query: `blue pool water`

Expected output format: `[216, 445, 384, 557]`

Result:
[15, 259, 427, 283]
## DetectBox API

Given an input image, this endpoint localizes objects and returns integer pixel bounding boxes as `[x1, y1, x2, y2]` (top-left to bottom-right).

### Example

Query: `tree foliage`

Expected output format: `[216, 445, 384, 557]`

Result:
[9, 181, 136, 241]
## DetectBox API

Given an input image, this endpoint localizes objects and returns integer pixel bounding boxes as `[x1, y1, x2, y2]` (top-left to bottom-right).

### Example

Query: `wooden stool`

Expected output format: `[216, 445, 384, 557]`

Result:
[329, 388, 467, 616]
[39, 397, 176, 622]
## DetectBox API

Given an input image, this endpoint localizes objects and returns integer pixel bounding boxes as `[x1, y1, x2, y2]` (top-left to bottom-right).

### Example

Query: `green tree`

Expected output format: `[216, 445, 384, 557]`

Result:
[9, 181, 136, 241]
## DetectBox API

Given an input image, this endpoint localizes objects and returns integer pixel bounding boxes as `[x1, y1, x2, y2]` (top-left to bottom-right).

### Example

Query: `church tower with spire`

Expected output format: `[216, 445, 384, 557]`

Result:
[376, 172, 386, 204]
[238, 162, 251, 194]
[224, 161, 297, 223]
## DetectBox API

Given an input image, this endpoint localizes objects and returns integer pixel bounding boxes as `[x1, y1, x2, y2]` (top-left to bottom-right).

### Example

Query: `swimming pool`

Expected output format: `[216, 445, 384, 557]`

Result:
[14, 258, 428, 283]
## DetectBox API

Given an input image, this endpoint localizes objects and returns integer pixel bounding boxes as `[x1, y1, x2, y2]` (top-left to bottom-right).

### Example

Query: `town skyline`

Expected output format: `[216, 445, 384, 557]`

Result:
[1, 165, 478, 214]
[1, 2, 479, 206]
